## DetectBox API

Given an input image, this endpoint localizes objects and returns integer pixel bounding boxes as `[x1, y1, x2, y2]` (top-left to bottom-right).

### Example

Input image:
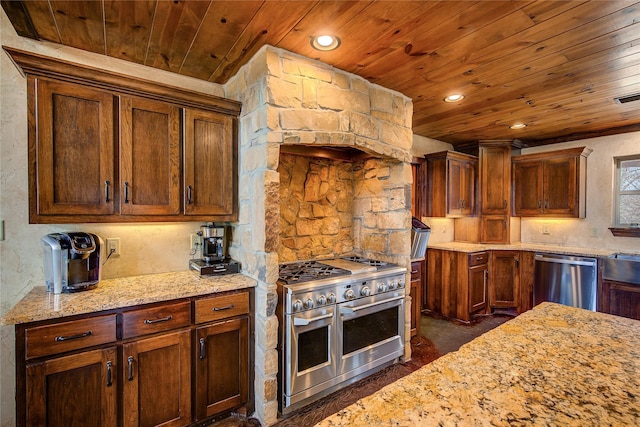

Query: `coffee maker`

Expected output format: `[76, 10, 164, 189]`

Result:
[189, 223, 239, 275]
[42, 232, 102, 293]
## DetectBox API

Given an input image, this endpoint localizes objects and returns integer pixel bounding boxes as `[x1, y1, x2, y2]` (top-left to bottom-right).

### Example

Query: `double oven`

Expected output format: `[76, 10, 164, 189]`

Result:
[277, 256, 406, 414]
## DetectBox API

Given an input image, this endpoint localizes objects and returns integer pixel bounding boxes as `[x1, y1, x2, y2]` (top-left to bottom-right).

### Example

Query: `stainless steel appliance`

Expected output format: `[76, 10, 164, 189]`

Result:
[41, 232, 102, 293]
[410, 217, 430, 260]
[277, 256, 406, 414]
[603, 253, 640, 285]
[534, 253, 597, 311]
[189, 223, 239, 275]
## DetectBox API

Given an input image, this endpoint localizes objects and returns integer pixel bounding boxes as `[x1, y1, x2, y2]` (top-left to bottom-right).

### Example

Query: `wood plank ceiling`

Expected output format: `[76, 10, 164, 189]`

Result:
[3, 0, 640, 148]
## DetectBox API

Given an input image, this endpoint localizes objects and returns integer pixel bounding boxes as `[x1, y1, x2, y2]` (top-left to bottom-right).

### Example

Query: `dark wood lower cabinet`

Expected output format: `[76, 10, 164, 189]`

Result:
[122, 330, 191, 427]
[195, 316, 249, 421]
[17, 290, 252, 427]
[26, 347, 118, 427]
[601, 280, 640, 320]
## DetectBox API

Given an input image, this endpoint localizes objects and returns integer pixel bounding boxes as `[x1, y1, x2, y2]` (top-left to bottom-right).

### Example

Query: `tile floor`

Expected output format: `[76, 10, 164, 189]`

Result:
[212, 312, 513, 427]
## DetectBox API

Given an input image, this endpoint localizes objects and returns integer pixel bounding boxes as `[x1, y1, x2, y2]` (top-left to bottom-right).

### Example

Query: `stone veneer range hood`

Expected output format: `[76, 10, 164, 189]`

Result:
[223, 45, 415, 425]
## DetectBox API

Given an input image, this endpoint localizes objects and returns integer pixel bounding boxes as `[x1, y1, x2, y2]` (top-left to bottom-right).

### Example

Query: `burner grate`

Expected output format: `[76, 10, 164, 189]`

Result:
[278, 261, 350, 284]
[341, 256, 393, 268]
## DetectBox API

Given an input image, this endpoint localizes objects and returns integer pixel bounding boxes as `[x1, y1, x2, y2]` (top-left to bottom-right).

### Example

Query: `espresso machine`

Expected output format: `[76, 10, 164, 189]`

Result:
[189, 223, 240, 275]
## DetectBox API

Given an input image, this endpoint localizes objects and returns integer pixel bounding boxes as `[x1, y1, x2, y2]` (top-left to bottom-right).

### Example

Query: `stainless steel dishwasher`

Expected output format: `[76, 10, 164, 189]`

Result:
[533, 253, 598, 311]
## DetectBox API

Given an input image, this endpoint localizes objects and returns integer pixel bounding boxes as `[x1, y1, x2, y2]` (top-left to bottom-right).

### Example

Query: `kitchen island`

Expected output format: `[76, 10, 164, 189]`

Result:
[317, 302, 640, 426]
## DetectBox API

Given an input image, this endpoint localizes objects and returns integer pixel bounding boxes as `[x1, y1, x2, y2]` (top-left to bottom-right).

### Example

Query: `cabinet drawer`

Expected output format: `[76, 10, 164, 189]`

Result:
[410, 262, 422, 281]
[195, 291, 249, 324]
[122, 300, 191, 339]
[25, 315, 117, 360]
[469, 252, 489, 266]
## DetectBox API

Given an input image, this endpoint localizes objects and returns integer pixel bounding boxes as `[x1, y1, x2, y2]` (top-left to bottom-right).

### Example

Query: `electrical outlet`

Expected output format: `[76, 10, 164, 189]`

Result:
[590, 227, 598, 237]
[190, 234, 200, 251]
[106, 238, 120, 257]
[542, 225, 550, 235]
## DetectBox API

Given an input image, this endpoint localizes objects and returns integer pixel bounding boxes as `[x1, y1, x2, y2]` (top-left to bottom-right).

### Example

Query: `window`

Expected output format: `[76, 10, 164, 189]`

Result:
[614, 155, 640, 228]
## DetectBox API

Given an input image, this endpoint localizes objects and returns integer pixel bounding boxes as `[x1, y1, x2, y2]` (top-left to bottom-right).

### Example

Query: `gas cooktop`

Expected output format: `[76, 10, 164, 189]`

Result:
[278, 256, 399, 285]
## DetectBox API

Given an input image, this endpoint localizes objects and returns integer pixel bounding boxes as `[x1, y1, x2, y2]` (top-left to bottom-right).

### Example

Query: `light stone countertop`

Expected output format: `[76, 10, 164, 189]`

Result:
[316, 302, 640, 426]
[1, 270, 257, 325]
[426, 241, 632, 258]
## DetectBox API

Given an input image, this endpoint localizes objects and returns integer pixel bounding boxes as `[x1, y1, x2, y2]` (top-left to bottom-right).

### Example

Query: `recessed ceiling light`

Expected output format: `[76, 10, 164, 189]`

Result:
[311, 35, 341, 51]
[510, 123, 527, 130]
[444, 94, 464, 103]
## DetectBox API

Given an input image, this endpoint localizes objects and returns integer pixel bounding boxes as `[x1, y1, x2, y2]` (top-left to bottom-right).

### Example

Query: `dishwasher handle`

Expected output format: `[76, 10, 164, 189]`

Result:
[534, 254, 596, 267]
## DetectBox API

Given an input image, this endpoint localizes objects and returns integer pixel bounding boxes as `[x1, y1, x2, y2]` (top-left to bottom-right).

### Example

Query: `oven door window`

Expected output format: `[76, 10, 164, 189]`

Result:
[342, 306, 399, 355]
[297, 326, 329, 372]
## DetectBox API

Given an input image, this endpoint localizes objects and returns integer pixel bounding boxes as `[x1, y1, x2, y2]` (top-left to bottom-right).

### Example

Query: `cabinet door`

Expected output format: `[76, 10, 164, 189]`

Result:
[120, 96, 181, 216]
[601, 280, 640, 320]
[480, 145, 510, 214]
[468, 264, 488, 313]
[447, 159, 463, 215]
[183, 109, 236, 217]
[122, 329, 191, 427]
[480, 215, 509, 244]
[490, 251, 520, 308]
[26, 346, 117, 427]
[512, 160, 543, 216]
[195, 317, 249, 420]
[460, 160, 476, 216]
[410, 260, 423, 337]
[543, 156, 577, 215]
[34, 78, 115, 217]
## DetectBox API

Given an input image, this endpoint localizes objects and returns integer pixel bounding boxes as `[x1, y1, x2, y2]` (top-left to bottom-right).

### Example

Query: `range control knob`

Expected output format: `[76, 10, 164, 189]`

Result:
[388, 280, 397, 290]
[360, 286, 371, 297]
[293, 299, 303, 312]
[327, 293, 337, 304]
[397, 279, 405, 289]
[317, 295, 327, 306]
[304, 298, 314, 309]
[344, 289, 355, 300]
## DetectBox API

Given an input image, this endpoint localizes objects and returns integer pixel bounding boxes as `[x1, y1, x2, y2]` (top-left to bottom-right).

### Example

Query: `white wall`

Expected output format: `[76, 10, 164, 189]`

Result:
[0, 10, 230, 425]
[520, 133, 640, 253]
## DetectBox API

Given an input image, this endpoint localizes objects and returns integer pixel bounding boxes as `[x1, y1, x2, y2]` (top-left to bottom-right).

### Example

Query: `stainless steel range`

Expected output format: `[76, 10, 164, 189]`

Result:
[277, 256, 406, 414]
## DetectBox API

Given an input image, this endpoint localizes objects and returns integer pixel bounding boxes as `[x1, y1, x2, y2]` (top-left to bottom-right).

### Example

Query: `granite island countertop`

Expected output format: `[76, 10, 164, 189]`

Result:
[316, 302, 640, 426]
[1, 270, 257, 325]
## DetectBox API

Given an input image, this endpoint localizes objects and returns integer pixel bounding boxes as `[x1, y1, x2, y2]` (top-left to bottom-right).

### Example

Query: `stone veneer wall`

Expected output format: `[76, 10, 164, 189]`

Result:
[224, 45, 413, 426]
[279, 154, 355, 262]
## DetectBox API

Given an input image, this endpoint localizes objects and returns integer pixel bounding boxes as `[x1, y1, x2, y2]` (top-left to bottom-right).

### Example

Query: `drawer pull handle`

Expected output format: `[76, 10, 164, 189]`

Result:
[144, 315, 173, 324]
[199, 338, 206, 360]
[411, 270, 418, 274]
[106, 361, 113, 387]
[55, 331, 92, 342]
[213, 304, 235, 312]
[127, 356, 134, 381]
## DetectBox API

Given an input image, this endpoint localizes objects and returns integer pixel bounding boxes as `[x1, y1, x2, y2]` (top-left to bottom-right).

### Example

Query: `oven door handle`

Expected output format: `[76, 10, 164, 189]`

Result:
[340, 295, 405, 314]
[293, 313, 334, 326]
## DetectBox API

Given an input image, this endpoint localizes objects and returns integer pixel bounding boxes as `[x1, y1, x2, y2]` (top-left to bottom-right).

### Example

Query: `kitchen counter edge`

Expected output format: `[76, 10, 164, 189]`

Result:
[426, 242, 629, 258]
[1, 270, 258, 326]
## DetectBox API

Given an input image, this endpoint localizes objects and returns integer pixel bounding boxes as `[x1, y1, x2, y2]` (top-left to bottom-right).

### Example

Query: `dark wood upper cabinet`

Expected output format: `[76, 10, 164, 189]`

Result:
[120, 96, 182, 216]
[479, 142, 512, 243]
[183, 109, 237, 217]
[7, 47, 240, 223]
[425, 151, 477, 218]
[32, 78, 116, 219]
[512, 147, 591, 218]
